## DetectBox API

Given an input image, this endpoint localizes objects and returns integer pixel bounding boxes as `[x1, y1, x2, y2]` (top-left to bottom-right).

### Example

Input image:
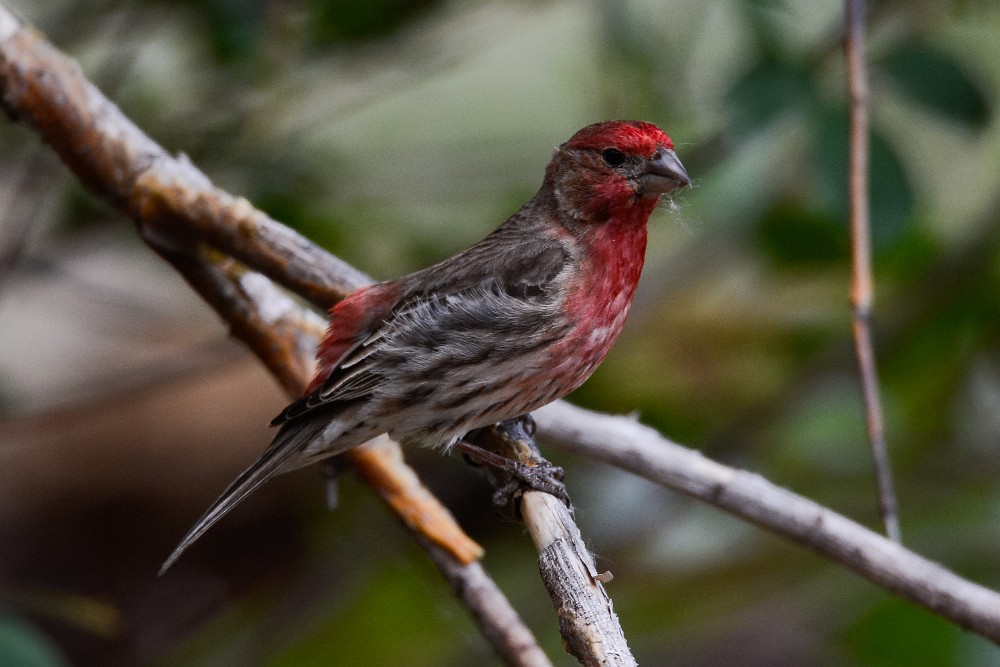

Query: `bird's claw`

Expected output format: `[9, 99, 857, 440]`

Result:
[490, 459, 570, 520]
[453, 437, 571, 520]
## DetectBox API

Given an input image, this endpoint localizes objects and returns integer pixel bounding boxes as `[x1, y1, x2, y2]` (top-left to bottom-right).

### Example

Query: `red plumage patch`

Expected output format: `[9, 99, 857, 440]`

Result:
[563, 120, 673, 157]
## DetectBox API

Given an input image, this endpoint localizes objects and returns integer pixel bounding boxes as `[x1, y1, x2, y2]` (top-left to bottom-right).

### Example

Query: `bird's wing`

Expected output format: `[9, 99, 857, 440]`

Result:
[267, 282, 402, 426]
[272, 234, 571, 427]
[160, 282, 406, 574]
[158, 240, 570, 575]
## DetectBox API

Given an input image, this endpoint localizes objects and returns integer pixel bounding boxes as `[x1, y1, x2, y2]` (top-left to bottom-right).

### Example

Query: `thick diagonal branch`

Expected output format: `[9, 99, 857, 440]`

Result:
[0, 11, 364, 308]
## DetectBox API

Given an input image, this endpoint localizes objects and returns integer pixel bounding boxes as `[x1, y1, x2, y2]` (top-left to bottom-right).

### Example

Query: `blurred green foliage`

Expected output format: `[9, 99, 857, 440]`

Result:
[0, 617, 69, 667]
[879, 41, 991, 131]
[3, 0, 1000, 665]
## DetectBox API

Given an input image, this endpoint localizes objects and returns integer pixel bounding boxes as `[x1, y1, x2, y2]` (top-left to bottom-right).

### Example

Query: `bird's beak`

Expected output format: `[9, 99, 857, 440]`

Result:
[638, 147, 690, 195]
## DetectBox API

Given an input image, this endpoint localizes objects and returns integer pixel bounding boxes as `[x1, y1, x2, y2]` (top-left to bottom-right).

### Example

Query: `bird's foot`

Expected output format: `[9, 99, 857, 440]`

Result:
[452, 438, 570, 519]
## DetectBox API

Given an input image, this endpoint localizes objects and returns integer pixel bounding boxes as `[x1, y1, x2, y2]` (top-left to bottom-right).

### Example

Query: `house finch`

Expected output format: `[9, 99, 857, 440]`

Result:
[162, 120, 689, 573]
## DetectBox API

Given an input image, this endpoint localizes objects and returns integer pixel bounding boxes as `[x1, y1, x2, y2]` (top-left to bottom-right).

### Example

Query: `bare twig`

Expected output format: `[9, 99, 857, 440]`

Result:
[469, 419, 636, 666]
[845, 0, 900, 542]
[133, 165, 369, 308]
[534, 401, 1000, 644]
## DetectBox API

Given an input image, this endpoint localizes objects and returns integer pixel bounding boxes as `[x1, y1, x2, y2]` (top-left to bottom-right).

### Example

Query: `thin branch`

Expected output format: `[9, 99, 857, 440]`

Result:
[845, 0, 900, 542]
[533, 401, 1000, 645]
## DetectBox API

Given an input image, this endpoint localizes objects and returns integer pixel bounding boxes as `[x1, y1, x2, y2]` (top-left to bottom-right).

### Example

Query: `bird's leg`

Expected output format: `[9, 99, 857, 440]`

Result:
[457, 415, 571, 519]
[453, 438, 528, 471]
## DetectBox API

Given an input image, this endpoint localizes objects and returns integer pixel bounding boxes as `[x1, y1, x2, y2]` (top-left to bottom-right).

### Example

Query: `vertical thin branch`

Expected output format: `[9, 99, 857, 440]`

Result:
[845, 0, 901, 542]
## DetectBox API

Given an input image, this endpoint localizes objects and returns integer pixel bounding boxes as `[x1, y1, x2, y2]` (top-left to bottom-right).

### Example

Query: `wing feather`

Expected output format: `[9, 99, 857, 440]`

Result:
[274, 234, 570, 425]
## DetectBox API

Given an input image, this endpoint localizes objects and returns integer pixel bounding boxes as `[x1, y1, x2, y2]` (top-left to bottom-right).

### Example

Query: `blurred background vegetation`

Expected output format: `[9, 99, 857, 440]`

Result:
[1, 0, 999, 664]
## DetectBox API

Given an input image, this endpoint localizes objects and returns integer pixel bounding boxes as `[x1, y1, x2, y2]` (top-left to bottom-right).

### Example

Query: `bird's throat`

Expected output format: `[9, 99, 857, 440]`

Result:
[555, 208, 650, 386]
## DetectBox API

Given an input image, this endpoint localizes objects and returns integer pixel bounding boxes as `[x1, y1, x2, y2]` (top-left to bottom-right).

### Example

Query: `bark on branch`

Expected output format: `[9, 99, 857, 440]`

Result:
[533, 401, 1000, 644]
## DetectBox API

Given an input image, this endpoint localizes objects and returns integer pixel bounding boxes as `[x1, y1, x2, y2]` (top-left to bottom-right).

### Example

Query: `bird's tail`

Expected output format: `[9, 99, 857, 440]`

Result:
[159, 417, 329, 575]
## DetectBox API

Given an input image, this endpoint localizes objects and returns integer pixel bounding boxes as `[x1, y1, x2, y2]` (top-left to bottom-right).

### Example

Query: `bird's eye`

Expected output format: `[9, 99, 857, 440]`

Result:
[601, 148, 627, 168]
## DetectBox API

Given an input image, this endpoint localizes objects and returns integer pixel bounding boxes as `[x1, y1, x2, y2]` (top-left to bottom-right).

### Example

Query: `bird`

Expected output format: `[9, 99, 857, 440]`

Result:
[161, 120, 689, 573]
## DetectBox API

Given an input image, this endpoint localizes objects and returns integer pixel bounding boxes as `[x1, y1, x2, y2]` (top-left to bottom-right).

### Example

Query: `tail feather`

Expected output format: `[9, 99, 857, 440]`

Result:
[159, 418, 328, 575]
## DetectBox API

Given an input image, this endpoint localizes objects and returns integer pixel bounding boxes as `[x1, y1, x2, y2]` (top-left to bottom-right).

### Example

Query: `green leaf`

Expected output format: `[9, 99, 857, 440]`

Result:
[879, 42, 990, 130]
